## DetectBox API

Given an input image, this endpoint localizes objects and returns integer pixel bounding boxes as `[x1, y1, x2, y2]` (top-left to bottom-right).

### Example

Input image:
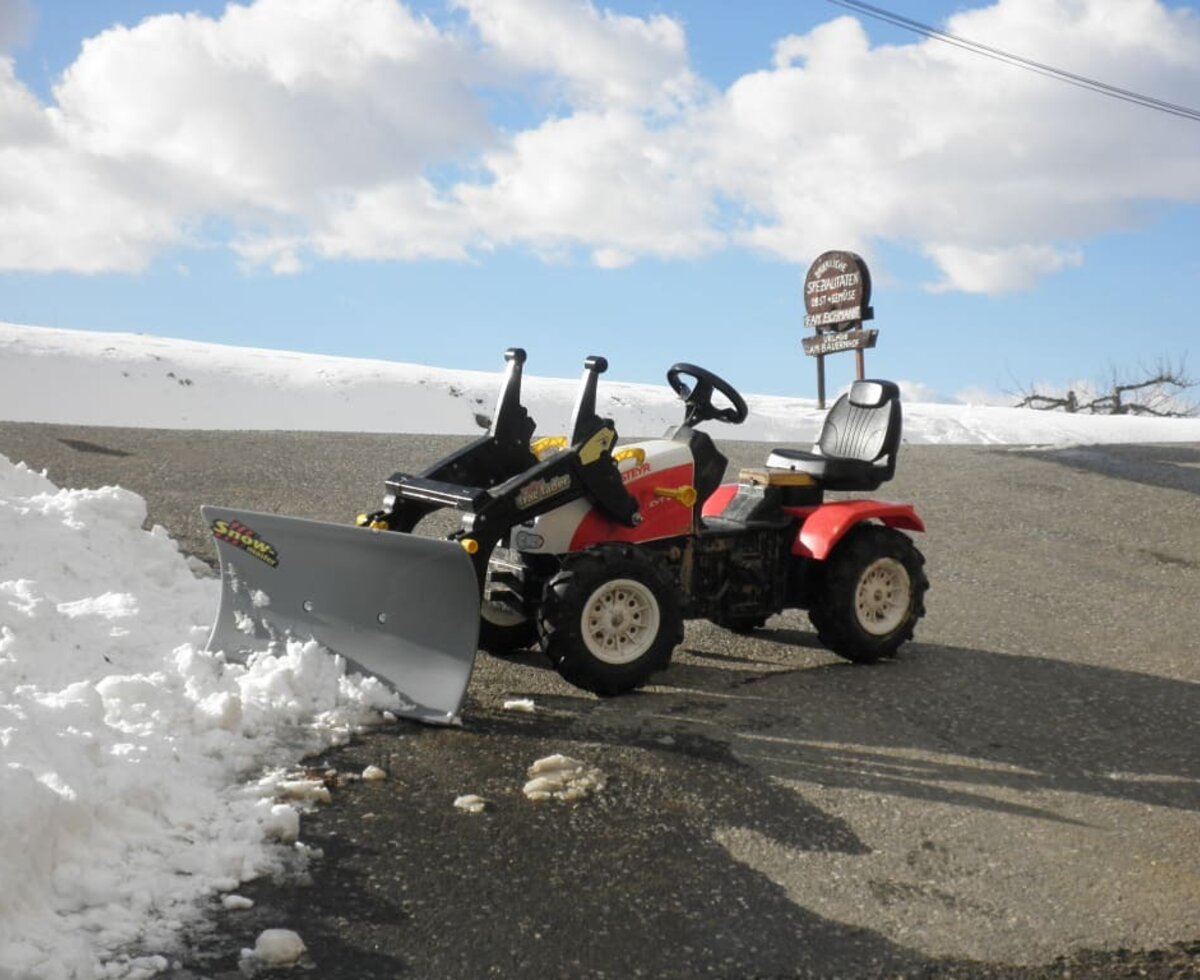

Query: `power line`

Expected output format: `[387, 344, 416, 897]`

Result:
[825, 0, 1200, 123]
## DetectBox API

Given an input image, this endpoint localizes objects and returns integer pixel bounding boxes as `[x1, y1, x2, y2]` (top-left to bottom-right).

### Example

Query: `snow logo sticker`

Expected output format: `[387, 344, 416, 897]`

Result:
[211, 518, 280, 568]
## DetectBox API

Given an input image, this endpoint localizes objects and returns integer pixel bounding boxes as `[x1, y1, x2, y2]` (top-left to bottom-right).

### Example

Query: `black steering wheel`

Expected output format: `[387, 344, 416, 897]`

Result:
[666, 363, 749, 427]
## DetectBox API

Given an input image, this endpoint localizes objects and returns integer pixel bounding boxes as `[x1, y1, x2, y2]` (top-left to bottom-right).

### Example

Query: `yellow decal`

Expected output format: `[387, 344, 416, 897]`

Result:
[531, 436, 569, 459]
[211, 518, 280, 568]
[578, 427, 615, 465]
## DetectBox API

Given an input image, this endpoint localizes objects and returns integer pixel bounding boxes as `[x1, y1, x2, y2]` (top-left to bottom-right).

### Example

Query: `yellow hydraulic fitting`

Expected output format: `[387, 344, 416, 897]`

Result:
[654, 485, 698, 508]
[461, 538, 480, 555]
[531, 435, 569, 459]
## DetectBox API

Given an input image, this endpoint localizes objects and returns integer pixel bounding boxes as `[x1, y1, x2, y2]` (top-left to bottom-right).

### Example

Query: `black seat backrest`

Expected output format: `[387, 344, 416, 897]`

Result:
[817, 380, 902, 467]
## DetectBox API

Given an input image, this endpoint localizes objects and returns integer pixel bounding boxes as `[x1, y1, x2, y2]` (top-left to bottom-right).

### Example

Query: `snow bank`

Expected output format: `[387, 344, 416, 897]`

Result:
[0, 456, 404, 979]
[5, 323, 1199, 444]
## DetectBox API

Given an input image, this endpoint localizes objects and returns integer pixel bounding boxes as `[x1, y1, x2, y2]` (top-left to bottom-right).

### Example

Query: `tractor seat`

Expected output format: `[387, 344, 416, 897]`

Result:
[766, 379, 902, 492]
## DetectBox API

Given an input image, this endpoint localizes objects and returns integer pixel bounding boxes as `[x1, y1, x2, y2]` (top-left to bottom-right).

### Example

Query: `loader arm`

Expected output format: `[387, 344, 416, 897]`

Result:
[388, 414, 638, 585]
[381, 347, 540, 532]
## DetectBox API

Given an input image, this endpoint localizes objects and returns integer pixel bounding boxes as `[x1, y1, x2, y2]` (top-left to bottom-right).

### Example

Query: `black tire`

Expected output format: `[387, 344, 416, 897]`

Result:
[711, 613, 768, 634]
[809, 524, 928, 663]
[538, 545, 683, 696]
[477, 555, 538, 655]
[478, 603, 539, 655]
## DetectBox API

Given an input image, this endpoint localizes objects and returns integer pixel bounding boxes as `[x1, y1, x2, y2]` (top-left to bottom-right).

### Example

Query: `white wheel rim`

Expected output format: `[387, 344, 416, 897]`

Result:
[580, 577, 660, 665]
[854, 557, 911, 636]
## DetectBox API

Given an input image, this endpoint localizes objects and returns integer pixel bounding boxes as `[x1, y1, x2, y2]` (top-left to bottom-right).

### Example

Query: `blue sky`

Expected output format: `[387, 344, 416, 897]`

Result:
[1, 0, 1198, 402]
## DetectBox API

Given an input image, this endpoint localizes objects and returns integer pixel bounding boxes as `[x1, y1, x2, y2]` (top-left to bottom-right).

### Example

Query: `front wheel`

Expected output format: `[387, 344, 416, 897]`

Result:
[538, 545, 683, 695]
[478, 600, 538, 655]
[809, 524, 928, 663]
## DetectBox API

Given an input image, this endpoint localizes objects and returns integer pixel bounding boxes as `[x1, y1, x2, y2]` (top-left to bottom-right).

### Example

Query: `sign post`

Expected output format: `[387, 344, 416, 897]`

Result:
[802, 251, 877, 408]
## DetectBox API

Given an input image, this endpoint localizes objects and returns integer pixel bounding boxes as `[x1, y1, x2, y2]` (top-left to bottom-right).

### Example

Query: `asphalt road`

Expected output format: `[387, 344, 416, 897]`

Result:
[1, 423, 1198, 979]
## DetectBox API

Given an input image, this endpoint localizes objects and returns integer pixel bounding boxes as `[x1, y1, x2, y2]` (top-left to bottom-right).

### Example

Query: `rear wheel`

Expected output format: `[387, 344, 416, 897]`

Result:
[538, 545, 683, 695]
[809, 524, 928, 663]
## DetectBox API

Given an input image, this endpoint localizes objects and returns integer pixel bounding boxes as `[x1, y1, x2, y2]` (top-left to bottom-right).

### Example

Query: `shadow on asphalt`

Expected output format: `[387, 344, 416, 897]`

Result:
[671, 634, 1200, 818]
[1023, 443, 1200, 497]
[174, 633, 1199, 979]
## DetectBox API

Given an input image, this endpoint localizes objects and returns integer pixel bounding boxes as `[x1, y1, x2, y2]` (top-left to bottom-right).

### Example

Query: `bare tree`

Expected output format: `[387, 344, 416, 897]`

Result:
[1015, 357, 1198, 418]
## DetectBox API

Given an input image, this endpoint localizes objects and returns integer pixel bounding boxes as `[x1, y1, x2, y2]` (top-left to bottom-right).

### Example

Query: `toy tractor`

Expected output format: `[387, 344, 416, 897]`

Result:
[204, 350, 927, 724]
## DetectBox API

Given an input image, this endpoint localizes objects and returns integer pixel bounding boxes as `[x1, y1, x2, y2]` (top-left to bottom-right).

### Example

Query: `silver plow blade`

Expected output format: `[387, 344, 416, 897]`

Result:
[202, 506, 480, 725]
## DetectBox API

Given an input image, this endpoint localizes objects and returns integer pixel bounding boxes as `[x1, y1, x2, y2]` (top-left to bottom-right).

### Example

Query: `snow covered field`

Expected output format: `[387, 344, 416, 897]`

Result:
[5, 323, 1200, 446]
[1, 322, 1198, 979]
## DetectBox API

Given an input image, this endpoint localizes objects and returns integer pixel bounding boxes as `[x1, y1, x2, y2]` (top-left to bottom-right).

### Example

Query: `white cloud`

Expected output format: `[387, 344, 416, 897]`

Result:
[923, 243, 1083, 294]
[53, 0, 487, 207]
[697, 3, 1200, 290]
[456, 0, 700, 111]
[954, 385, 1015, 407]
[1, 0, 1199, 288]
[895, 380, 945, 404]
[456, 109, 719, 264]
[0, 58, 180, 272]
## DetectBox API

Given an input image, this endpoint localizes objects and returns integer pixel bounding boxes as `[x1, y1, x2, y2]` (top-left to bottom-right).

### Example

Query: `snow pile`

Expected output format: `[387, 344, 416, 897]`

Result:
[0, 456, 404, 979]
[5, 322, 1200, 445]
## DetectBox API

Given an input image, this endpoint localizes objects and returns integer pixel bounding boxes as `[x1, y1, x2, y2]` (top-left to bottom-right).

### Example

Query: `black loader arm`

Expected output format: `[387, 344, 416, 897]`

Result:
[467, 353, 638, 538]
[373, 348, 540, 532]
[423, 346, 538, 485]
[462, 415, 638, 547]
[378, 352, 639, 585]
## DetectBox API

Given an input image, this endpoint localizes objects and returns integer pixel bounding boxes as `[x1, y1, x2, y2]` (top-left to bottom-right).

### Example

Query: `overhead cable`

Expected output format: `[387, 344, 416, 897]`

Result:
[825, 0, 1200, 123]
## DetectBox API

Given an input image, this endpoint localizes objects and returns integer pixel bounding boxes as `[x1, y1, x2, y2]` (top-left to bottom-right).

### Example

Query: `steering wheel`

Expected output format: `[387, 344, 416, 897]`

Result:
[666, 363, 749, 427]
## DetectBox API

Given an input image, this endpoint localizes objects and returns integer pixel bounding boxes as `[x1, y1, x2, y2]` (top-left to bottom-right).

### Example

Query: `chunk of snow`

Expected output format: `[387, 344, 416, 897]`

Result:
[250, 928, 306, 965]
[503, 697, 536, 713]
[523, 754, 606, 803]
[361, 764, 387, 781]
[261, 803, 300, 844]
[222, 894, 254, 911]
[454, 794, 487, 814]
[275, 779, 332, 804]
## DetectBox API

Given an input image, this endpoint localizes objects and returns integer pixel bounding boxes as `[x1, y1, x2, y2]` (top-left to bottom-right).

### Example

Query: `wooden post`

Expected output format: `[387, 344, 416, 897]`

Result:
[816, 352, 827, 409]
[855, 347, 866, 380]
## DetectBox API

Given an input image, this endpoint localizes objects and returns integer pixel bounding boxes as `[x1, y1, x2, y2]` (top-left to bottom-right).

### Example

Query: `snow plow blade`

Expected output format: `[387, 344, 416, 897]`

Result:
[202, 506, 480, 725]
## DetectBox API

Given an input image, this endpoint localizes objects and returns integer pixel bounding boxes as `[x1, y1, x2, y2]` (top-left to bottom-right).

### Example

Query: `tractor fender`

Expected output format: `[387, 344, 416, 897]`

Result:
[793, 500, 924, 561]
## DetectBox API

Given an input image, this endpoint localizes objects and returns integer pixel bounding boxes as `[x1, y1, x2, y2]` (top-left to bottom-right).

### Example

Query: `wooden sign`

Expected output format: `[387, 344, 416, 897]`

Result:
[803, 251, 873, 331]
[802, 251, 877, 408]
[802, 329, 878, 357]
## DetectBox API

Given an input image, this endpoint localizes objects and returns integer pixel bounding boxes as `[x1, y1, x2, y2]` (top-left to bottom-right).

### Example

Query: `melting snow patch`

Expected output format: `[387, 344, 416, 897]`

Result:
[247, 928, 306, 966]
[523, 754, 606, 803]
[274, 778, 333, 804]
[503, 697, 536, 713]
[361, 764, 387, 781]
[454, 794, 487, 814]
[222, 894, 254, 911]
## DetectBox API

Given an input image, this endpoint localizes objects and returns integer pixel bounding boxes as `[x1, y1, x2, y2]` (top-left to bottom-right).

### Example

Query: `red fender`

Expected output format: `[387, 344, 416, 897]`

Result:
[792, 500, 924, 561]
[700, 483, 739, 518]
